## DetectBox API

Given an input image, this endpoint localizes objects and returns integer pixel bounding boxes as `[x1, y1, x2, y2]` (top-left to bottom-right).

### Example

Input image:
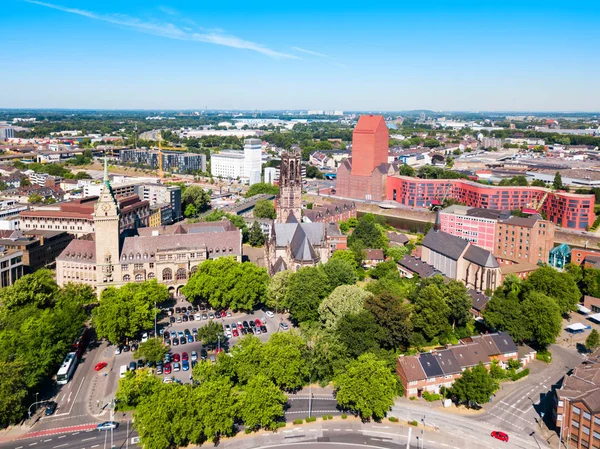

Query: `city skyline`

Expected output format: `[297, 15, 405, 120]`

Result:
[2, 0, 599, 111]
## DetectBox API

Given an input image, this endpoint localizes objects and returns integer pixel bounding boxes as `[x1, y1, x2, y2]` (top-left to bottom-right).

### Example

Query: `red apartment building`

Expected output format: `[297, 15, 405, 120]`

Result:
[336, 115, 395, 201]
[386, 175, 595, 230]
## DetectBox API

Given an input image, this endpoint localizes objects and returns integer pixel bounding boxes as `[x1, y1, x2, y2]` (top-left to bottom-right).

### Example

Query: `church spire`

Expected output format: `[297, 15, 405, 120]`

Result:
[103, 155, 109, 185]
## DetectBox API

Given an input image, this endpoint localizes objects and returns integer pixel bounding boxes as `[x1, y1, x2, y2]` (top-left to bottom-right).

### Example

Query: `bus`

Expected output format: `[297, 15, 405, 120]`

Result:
[56, 352, 78, 385]
[72, 327, 90, 359]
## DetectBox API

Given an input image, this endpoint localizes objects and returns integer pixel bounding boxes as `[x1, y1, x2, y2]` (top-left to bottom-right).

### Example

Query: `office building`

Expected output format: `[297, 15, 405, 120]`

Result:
[134, 184, 182, 221]
[386, 176, 595, 230]
[264, 167, 277, 185]
[211, 151, 245, 179]
[244, 138, 263, 185]
[0, 246, 24, 287]
[0, 229, 73, 273]
[0, 126, 15, 141]
[336, 115, 397, 201]
[120, 149, 206, 174]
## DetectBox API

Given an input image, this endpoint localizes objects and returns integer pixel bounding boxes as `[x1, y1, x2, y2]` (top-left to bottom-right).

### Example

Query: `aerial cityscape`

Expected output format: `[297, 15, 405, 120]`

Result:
[1, 1, 600, 449]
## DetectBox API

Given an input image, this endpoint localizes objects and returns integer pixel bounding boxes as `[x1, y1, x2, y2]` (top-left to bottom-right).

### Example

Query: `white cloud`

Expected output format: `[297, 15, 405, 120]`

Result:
[24, 0, 298, 59]
[291, 46, 347, 68]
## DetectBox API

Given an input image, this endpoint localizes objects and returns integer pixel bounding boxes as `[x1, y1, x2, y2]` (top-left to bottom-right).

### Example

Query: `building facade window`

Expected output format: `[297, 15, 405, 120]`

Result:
[176, 268, 187, 281]
[123, 274, 130, 282]
[135, 274, 143, 282]
[162, 268, 172, 281]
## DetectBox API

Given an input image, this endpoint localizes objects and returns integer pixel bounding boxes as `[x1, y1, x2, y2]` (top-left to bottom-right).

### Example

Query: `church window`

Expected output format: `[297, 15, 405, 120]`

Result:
[176, 268, 187, 281]
[190, 266, 198, 275]
[147, 272, 155, 279]
[162, 268, 172, 281]
[123, 274, 130, 282]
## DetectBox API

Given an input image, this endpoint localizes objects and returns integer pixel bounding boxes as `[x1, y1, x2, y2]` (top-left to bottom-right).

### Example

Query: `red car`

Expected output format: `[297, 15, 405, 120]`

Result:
[164, 363, 172, 374]
[181, 352, 189, 361]
[232, 329, 239, 337]
[173, 353, 180, 362]
[491, 431, 509, 442]
[215, 348, 223, 354]
[94, 362, 108, 371]
[255, 318, 262, 326]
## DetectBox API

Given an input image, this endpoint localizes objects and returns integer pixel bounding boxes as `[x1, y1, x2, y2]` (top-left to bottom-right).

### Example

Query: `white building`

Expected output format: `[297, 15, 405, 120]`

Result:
[0, 126, 15, 141]
[264, 167, 277, 185]
[244, 138, 262, 186]
[211, 151, 245, 179]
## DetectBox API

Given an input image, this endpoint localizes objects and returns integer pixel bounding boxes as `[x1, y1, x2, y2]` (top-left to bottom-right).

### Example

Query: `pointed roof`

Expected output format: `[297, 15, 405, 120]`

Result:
[354, 115, 387, 134]
[272, 256, 287, 273]
[172, 224, 187, 235]
[289, 224, 318, 262]
[286, 211, 299, 223]
[464, 244, 499, 268]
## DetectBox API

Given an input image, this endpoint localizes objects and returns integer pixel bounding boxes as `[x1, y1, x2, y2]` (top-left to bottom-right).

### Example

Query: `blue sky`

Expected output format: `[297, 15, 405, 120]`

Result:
[2, 0, 599, 111]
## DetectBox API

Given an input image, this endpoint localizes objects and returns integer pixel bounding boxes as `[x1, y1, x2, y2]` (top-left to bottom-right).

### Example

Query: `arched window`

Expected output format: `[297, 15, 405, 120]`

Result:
[136, 253, 141, 260]
[123, 274, 130, 282]
[135, 274, 144, 282]
[162, 268, 172, 281]
[190, 265, 198, 275]
[176, 268, 187, 281]
[147, 272, 155, 279]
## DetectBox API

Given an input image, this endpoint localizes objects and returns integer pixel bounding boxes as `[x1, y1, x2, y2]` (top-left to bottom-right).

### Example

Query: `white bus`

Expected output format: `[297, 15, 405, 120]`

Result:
[56, 352, 78, 385]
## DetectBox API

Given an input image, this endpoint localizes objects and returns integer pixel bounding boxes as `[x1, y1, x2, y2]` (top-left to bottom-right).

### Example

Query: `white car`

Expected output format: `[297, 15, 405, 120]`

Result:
[194, 313, 201, 320]
[141, 332, 148, 343]
[266, 310, 275, 318]
[115, 346, 121, 355]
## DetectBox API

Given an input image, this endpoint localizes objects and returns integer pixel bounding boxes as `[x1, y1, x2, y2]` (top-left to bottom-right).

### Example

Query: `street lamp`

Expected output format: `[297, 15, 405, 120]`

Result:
[154, 301, 157, 338]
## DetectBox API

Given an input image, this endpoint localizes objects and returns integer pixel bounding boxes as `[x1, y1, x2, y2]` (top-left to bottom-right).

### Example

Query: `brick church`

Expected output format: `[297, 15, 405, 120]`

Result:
[336, 115, 398, 201]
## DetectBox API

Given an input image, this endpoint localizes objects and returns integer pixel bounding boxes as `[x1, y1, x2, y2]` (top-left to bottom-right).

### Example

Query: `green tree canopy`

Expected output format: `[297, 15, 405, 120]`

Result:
[238, 374, 287, 430]
[253, 199, 276, 219]
[334, 353, 397, 420]
[245, 183, 279, 198]
[524, 266, 580, 315]
[286, 266, 331, 324]
[347, 214, 389, 249]
[521, 291, 562, 348]
[248, 221, 265, 247]
[182, 185, 211, 212]
[261, 332, 309, 390]
[318, 285, 372, 330]
[365, 292, 413, 350]
[133, 338, 168, 364]
[116, 368, 162, 409]
[553, 172, 563, 190]
[321, 257, 357, 289]
[587, 329, 600, 352]
[450, 363, 498, 405]
[265, 270, 292, 311]
[411, 284, 451, 341]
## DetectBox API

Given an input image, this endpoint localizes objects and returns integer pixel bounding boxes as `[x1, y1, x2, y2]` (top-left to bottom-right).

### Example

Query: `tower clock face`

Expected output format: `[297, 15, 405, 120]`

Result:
[102, 204, 111, 212]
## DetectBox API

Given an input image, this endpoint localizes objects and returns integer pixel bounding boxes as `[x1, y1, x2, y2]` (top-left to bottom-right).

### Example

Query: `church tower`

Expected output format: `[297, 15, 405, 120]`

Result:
[276, 146, 303, 223]
[94, 157, 121, 288]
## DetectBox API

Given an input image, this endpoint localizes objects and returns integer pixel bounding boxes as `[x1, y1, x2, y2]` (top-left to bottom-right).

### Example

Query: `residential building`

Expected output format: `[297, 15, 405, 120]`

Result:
[481, 137, 503, 149]
[264, 167, 277, 185]
[275, 148, 303, 223]
[211, 151, 245, 179]
[422, 219, 501, 292]
[310, 151, 336, 169]
[20, 194, 150, 237]
[494, 215, 554, 265]
[302, 200, 357, 224]
[134, 184, 182, 221]
[386, 175, 595, 230]
[363, 249, 385, 268]
[387, 231, 410, 246]
[397, 332, 525, 398]
[469, 289, 491, 318]
[554, 349, 600, 449]
[120, 149, 206, 173]
[336, 115, 397, 201]
[0, 229, 73, 273]
[0, 246, 24, 287]
[397, 255, 441, 279]
[56, 162, 242, 294]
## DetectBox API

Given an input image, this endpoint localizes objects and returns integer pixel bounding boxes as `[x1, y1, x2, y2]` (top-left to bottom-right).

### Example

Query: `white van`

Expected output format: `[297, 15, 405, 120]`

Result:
[119, 365, 128, 378]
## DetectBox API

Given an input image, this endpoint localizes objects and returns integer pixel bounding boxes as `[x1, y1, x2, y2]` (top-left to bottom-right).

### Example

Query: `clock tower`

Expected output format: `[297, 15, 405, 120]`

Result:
[94, 156, 121, 289]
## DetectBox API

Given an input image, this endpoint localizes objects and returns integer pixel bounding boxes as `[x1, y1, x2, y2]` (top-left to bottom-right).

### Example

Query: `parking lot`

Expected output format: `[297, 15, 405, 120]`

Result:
[113, 299, 293, 385]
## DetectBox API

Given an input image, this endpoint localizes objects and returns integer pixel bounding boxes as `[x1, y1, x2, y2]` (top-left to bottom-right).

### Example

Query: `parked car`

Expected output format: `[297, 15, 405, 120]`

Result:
[187, 334, 194, 343]
[122, 344, 130, 352]
[141, 332, 148, 343]
[226, 311, 232, 317]
[208, 312, 215, 319]
[165, 338, 171, 346]
[97, 422, 119, 431]
[279, 322, 289, 331]
[182, 315, 188, 322]
[164, 354, 172, 363]
[156, 365, 163, 375]
[173, 362, 181, 372]
[184, 328, 191, 335]
[266, 310, 275, 318]
[181, 352, 188, 361]
[137, 359, 144, 369]
[169, 316, 176, 323]
[173, 353, 180, 362]
[94, 362, 108, 371]
[172, 338, 179, 346]
[176, 316, 182, 323]
[178, 331, 184, 338]
[194, 313, 201, 320]
[191, 351, 198, 361]
[179, 336, 186, 345]
[164, 363, 172, 374]
[44, 402, 57, 416]
[192, 328, 198, 335]
[254, 327, 261, 335]
[188, 314, 195, 322]
[241, 327, 247, 335]
[175, 307, 181, 314]
[232, 329, 239, 337]
[202, 313, 208, 320]
[171, 331, 177, 339]
[260, 325, 267, 333]
[128, 361, 136, 371]
[491, 431, 509, 442]
[182, 360, 189, 371]
[255, 319, 262, 326]
[248, 321, 256, 328]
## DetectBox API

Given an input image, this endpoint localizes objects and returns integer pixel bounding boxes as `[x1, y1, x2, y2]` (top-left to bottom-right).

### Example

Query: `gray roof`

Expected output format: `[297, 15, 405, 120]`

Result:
[490, 332, 519, 355]
[419, 352, 444, 377]
[289, 225, 319, 262]
[435, 349, 462, 375]
[468, 289, 491, 312]
[398, 256, 441, 278]
[57, 239, 96, 263]
[450, 342, 490, 368]
[499, 216, 539, 228]
[422, 229, 468, 261]
[272, 256, 287, 273]
[273, 222, 326, 248]
[463, 245, 499, 268]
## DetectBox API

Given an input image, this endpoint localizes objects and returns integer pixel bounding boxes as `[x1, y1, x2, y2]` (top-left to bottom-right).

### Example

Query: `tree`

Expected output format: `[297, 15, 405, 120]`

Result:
[443, 280, 472, 329]
[0, 361, 27, 428]
[0, 270, 58, 310]
[28, 193, 43, 204]
[347, 214, 388, 249]
[182, 258, 269, 311]
[195, 377, 238, 440]
[524, 266, 580, 315]
[330, 249, 359, 269]
[239, 374, 287, 430]
[369, 261, 398, 280]
[521, 291, 562, 348]
[318, 285, 372, 330]
[253, 199, 276, 219]
[197, 321, 225, 349]
[451, 363, 498, 405]
[248, 221, 265, 247]
[265, 270, 292, 311]
[482, 290, 530, 343]
[321, 257, 357, 289]
[365, 293, 413, 350]
[581, 267, 600, 297]
[182, 185, 211, 212]
[334, 353, 397, 420]
[245, 183, 279, 198]
[262, 332, 309, 390]
[399, 164, 416, 177]
[92, 281, 167, 344]
[587, 329, 600, 352]
[286, 266, 331, 323]
[231, 335, 264, 384]
[184, 203, 197, 218]
[116, 368, 162, 408]
[336, 311, 385, 358]
[385, 245, 410, 262]
[411, 284, 451, 341]
[553, 172, 563, 190]
[133, 338, 168, 364]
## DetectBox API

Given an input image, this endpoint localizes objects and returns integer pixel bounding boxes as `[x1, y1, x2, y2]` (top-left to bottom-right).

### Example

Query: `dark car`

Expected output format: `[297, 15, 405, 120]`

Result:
[187, 306, 193, 311]
[200, 348, 208, 360]
[242, 320, 249, 328]
[146, 360, 154, 368]
[131, 343, 138, 352]
[241, 327, 247, 335]
[128, 361, 136, 371]
[188, 315, 195, 321]
[187, 334, 194, 343]
[165, 338, 171, 346]
[122, 344, 130, 352]
[175, 307, 181, 314]
[169, 316, 175, 323]
[182, 315, 188, 322]
[191, 360, 197, 368]
[179, 336, 186, 345]
[164, 354, 172, 363]
[248, 320, 256, 328]
[184, 328, 191, 335]
[193, 306, 199, 312]
[260, 325, 267, 333]
[44, 402, 57, 416]
[182, 360, 190, 371]
[172, 338, 179, 346]
[168, 308, 174, 316]
[137, 359, 144, 369]
[163, 332, 170, 340]
[491, 431, 509, 442]
[173, 353, 181, 362]
[192, 328, 198, 335]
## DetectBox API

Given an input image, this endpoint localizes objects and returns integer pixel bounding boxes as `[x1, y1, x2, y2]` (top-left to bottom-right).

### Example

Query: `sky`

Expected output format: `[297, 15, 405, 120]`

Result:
[2, 0, 600, 111]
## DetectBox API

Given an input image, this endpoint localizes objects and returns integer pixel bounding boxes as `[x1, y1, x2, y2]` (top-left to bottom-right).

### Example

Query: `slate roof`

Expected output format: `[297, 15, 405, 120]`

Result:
[499, 216, 539, 228]
[435, 349, 462, 375]
[387, 232, 409, 245]
[449, 342, 490, 368]
[137, 220, 234, 237]
[56, 239, 96, 263]
[289, 225, 319, 262]
[467, 334, 501, 357]
[419, 352, 444, 378]
[422, 229, 468, 261]
[398, 256, 441, 278]
[557, 349, 600, 412]
[273, 223, 326, 248]
[468, 289, 491, 312]
[364, 249, 384, 260]
[463, 244, 499, 268]
[490, 331, 519, 354]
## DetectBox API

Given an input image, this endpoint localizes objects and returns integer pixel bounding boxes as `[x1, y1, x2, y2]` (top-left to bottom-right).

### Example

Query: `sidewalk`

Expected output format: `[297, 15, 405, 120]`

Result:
[86, 341, 117, 418]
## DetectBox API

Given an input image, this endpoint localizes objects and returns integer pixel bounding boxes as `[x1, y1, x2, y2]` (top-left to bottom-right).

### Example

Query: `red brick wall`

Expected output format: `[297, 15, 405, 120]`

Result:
[351, 116, 389, 177]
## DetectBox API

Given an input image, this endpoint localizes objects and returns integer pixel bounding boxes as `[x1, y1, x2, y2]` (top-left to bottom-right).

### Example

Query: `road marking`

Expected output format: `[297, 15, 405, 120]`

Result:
[15, 446, 23, 448]
[66, 377, 85, 416]
[53, 445, 68, 448]
[29, 443, 37, 446]
[345, 429, 352, 432]
[73, 432, 79, 435]
[333, 428, 341, 431]
[43, 439, 52, 442]
[92, 445, 99, 448]
[82, 437, 96, 442]
[309, 429, 318, 432]
[58, 436, 66, 439]
[407, 426, 411, 449]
